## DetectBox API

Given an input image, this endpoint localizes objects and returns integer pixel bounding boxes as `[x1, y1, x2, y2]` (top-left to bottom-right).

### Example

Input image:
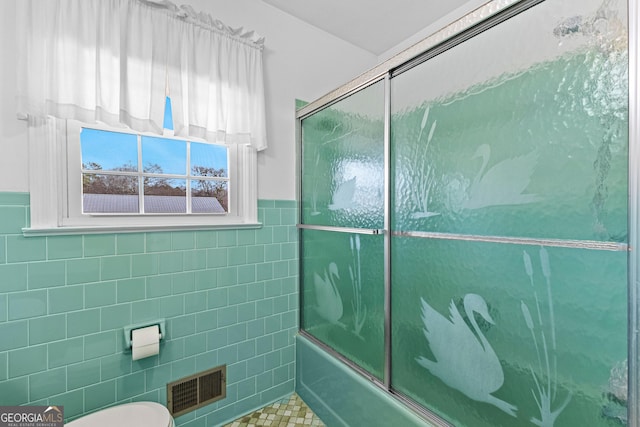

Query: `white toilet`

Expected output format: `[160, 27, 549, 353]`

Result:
[66, 401, 174, 427]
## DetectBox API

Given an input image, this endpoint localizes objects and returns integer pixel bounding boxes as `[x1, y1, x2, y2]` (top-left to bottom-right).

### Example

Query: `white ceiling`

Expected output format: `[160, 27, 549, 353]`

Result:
[261, 0, 479, 56]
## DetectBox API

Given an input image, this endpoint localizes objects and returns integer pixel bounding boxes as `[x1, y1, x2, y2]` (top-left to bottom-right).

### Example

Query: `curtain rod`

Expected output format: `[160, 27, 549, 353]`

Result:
[138, 0, 265, 48]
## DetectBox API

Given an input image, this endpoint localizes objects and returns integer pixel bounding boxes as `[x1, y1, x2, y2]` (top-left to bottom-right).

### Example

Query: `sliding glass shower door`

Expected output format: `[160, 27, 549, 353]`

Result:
[300, 81, 386, 380]
[390, 0, 628, 425]
[299, 0, 630, 425]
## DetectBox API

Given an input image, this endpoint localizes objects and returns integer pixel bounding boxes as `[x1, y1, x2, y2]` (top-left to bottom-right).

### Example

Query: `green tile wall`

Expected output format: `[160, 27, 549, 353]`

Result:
[0, 193, 298, 426]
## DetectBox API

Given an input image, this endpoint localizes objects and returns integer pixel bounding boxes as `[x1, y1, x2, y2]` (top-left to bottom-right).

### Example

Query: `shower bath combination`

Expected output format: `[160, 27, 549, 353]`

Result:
[296, 0, 635, 426]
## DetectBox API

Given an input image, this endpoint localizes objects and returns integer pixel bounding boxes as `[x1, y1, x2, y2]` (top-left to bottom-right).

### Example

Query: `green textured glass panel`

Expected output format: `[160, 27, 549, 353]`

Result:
[301, 81, 384, 229]
[301, 229, 384, 379]
[390, 0, 628, 243]
[391, 236, 626, 427]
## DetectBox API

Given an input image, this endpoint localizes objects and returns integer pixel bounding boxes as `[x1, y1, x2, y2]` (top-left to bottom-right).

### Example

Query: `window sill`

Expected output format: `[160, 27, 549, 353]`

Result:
[22, 221, 263, 237]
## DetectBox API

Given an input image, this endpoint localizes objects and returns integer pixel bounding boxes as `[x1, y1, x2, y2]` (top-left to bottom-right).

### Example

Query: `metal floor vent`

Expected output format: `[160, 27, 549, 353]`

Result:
[167, 365, 226, 417]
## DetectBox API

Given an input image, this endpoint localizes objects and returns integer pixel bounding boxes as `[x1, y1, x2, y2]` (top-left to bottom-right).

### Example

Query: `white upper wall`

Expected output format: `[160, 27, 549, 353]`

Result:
[0, 0, 27, 194]
[0, 0, 378, 200]
[376, 0, 487, 63]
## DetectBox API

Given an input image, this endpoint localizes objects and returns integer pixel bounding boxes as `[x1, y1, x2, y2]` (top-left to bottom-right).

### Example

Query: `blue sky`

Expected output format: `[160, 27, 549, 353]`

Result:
[80, 98, 228, 176]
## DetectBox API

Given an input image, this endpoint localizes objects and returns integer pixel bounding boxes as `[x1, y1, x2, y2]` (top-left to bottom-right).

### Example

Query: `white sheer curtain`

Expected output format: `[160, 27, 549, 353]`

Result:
[17, 0, 268, 150]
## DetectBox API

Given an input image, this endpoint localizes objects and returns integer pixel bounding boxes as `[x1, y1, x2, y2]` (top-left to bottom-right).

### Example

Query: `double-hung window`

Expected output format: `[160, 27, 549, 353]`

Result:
[47, 119, 258, 232]
[25, 110, 257, 234]
[77, 128, 230, 215]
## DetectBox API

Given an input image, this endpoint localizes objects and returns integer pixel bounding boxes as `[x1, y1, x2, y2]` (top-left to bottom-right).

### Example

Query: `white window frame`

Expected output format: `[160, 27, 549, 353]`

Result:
[24, 118, 259, 235]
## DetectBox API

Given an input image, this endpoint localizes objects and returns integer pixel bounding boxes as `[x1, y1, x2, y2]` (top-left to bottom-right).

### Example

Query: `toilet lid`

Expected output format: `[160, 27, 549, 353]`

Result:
[66, 402, 173, 427]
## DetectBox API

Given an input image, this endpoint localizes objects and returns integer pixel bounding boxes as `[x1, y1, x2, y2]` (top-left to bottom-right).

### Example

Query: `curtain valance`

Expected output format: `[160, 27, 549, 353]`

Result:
[17, 0, 268, 150]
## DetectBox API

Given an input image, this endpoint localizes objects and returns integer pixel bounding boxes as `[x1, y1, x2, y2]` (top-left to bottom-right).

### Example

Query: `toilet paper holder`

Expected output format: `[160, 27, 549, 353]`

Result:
[123, 320, 166, 349]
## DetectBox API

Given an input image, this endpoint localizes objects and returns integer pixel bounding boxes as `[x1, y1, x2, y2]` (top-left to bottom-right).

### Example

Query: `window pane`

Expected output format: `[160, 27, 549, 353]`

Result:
[142, 136, 186, 175]
[191, 180, 228, 213]
[81, 128, 138, 172]
[144, 178, 186, 213]
[82, 174, 139, 213]
[191, 143, 228, 178]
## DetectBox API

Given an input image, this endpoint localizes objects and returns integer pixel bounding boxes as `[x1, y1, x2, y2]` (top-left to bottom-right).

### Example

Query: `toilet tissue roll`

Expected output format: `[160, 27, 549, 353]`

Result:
[131, 325, 161, 361]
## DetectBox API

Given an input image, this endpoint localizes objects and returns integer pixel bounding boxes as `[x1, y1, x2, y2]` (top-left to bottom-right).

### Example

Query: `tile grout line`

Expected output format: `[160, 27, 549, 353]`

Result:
[224, 393, 324, 427]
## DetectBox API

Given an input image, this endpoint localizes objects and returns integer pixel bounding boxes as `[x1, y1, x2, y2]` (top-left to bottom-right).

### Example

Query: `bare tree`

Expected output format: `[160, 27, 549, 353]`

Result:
[82, 162, 228, 211]
[82, 161, 137, 195]
[192, 165, 228, 210]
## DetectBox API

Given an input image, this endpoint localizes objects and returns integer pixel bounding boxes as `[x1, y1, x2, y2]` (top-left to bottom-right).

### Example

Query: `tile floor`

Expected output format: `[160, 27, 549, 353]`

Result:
[224, 393, 325, 427]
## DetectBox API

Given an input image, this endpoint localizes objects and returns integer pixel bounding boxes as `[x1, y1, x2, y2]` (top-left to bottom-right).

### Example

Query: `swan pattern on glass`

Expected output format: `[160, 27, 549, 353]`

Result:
[414, 247, 575, 425]
[328, 176, 356, 211]
[313, 235, 368, 337]
[463, 144, 539, 210]
[521, 247, 571, 427]
[313, 262, 344, 325]
[348, 235, 367, 337]
[410, 106, 440, 219]
[416, 294, 517, 417]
